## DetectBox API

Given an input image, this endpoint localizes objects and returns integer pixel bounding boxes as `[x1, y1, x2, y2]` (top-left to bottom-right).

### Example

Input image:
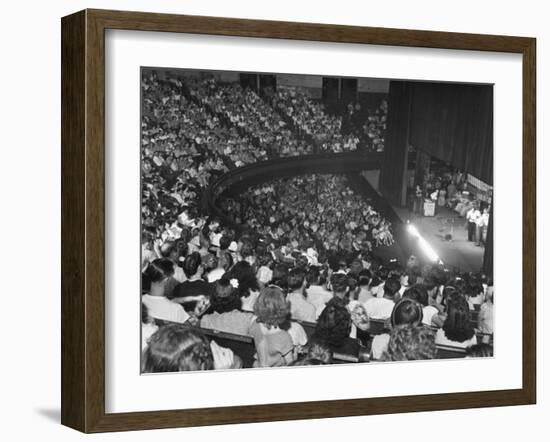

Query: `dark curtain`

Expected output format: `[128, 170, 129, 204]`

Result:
[409, 82, 493, 185]
[322, 77, 340, 103]
[379, 81, 412, 206]
[341, 78, 358, 103]
[483, 206, 494, 278]
[239, 73, 258, 92]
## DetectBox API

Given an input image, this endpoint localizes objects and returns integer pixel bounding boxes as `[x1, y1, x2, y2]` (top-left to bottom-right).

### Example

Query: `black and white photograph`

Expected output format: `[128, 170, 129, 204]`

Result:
[140, 67, 494, 373]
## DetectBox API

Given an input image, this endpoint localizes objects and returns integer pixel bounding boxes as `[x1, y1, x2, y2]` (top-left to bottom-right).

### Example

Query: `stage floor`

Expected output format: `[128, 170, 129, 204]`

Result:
[392, 205, 485, 273]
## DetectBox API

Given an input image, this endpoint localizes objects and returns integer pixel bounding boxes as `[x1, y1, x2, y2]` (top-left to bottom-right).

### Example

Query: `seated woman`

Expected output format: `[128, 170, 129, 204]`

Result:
[171, 252, 215, 301]
[381, 324, 437, 361]
[248, 286, 296, 367]
[200, 275, 255, 336]
[226, 261, 260, 312]
[435, 293, 478, 348]
[311, 297, 354, 355]
[371, 296, 424, 360]
[141, 258, 191, 324]
[142, 324, 239, 372]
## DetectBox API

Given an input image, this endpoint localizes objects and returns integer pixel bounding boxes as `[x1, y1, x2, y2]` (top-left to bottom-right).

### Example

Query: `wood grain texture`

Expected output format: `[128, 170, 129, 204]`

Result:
[61, 10, 86, 431]
[60, 8, 537, 433]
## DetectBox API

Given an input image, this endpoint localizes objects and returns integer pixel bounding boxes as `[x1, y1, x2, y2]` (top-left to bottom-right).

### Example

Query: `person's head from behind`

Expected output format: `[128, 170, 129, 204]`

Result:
[314, 297, 351, 348]
[383, 278, 401, 300]
[330, 273, 349, 298]
[402, 285, 429, 307]
[253, 286, 290, 329]
[209, 275, 242, 314]
[357, 269, 372, 288]
[305, 337, 333, 364]
[219, 234, 231, 251]
[383, 325, 436, 361]
[182, 252, 203, 279]
[270, 263, 290, 292]
[443, 293, 475, 343]
[227, 260, 259, 298]
[349, 301, 370, 331]
[142, 325, 213, 373]
[390, 298, 424, 328]
[143, 258, 174, 296]
[159, 240, 178, 262]
[218, 251, 234, 271]
[306, 266, 321, 286]
[287, 268, 306, 292]
[466, 343, 493, 358]
[423, 276, 439, 303]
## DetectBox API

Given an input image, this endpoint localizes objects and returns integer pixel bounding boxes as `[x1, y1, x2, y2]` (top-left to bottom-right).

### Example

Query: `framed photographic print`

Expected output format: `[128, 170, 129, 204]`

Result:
[61, 9, 536, 433]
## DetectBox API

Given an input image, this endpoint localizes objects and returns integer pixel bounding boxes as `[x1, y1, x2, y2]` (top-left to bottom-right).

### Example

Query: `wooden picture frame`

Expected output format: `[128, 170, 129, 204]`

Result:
[61, 8, 536, 433]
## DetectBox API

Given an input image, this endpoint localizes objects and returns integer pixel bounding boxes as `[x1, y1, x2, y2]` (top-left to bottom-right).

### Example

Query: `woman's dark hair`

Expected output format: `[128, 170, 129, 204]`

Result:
[313, 297, 351, 348]
[403, 285, 429, 307]
[357, 269, 372, 287]
[182, 252, 202, 278]
[330, 273, 349, 293]
[288, 268, 306, 291]
[270, 263, 290, 292]
[142, 325, 213, 373]
[227, 261, 259, 298]
[390, 298, 424, 327]
[442, 293, 475, 343]
[466, 343, 493, 358]
[382, 325, 437, 361]
[383, 278, 401, 298]
[208, 275, 242, 314]
[305, 266, 321, 285]
[240, 240, 255, 258]
[447, 277, 467, 295]
[219, 235, 231, 251]
[253, 286, 290, 329]
[143, 258, 174, 283]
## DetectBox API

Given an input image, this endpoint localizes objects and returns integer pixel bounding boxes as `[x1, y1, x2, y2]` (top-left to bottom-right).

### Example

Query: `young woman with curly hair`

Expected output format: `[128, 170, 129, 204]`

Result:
[248, 286, 296, 367]
[142, 324, 214, 372]
[312, 297, 353, 352]
[382, 324, 437, 361]
[371, 297, 425, 360]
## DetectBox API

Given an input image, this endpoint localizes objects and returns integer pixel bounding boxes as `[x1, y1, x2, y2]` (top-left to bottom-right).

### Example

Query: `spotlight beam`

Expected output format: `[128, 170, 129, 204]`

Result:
[407, 223, 442, 263]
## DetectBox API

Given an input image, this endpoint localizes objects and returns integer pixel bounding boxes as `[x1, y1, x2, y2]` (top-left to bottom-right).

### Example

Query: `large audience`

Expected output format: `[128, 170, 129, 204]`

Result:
[219, 174, 394, 254]
[140, 71, 493, 373]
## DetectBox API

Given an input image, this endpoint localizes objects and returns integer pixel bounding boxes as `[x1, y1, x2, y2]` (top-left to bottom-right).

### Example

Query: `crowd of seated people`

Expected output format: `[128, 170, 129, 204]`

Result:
[219, 174, 395, 255]
[339, 99, 388, 152]
[272, 88, 362, 153]
[361, 99, 388, 152]
[140, 72, 492, 373]
[141, 212, 495, 372]
[187, 78, 313, 158]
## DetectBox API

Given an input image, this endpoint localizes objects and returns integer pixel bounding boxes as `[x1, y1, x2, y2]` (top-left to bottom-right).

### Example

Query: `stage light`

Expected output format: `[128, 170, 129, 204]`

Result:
[407, 223, 441, 263]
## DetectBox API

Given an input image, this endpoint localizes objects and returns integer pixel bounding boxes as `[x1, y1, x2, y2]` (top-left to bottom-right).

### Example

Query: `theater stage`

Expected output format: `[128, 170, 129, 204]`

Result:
[347, 173, 485, 273]
[391, 206, 485, 273]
